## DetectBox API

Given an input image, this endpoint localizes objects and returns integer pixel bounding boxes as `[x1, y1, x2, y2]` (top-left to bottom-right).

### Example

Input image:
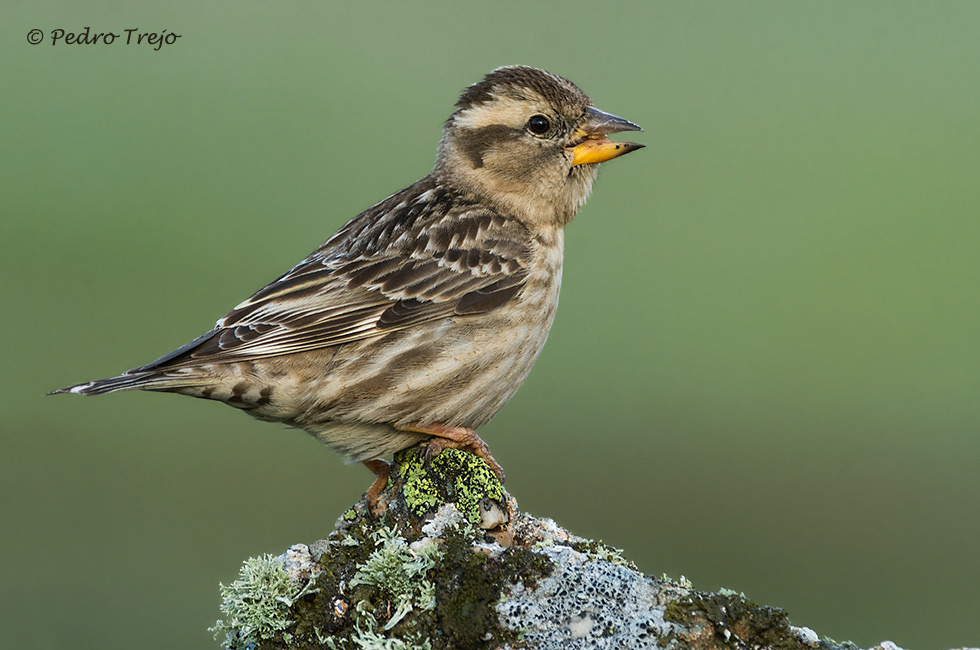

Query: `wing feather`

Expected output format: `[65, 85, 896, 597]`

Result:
[140, 178, 533, 371]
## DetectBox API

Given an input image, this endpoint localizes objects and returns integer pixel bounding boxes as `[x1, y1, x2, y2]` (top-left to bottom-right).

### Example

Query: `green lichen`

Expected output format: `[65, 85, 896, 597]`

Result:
[660, 572, 694, 589]
[323, 627, 432, 650]
[718, 587, 745, 598]
[569, 538, 638, 571]
[396, 450, 440, 516]
[320, 599, 434, 650]
[211, 553, 317, 650]
[394, 447, 504, 525]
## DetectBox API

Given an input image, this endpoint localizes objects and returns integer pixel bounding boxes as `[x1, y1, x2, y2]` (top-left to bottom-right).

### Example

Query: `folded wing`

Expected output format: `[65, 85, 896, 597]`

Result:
[137, 184, 533, 372]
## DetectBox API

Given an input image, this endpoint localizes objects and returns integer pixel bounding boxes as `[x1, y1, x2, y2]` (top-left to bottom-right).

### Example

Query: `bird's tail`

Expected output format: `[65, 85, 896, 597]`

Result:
[50, 370, 204, 396]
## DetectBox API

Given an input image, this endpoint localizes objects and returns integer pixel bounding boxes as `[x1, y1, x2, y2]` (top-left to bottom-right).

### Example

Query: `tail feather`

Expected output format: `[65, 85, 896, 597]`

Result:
[50, 371, 204, 396]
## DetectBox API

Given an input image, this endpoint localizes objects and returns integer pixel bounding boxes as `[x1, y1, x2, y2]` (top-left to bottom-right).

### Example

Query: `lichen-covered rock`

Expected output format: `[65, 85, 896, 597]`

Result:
[213, 444, 916, 650]
[496, 544, 675, 649]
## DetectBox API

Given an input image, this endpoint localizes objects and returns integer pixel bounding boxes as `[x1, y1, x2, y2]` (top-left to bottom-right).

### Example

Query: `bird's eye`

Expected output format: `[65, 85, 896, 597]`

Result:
[526, 114, 552, 136]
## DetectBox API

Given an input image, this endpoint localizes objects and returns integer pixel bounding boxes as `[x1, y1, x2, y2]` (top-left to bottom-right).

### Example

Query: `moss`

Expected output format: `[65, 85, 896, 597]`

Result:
[664, 590, 806, 650]
[430, 530, 554, 649]
[664, 590, 863, 650]
[431, 533, 495, 647]
[394, 446, 505, 525]
[496, 545, 554, 592]
[291, 513, 383, 646]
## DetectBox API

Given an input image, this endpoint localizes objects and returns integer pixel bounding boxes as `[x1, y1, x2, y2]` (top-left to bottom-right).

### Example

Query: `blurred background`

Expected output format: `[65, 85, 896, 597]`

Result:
[3, 2, 978, 649]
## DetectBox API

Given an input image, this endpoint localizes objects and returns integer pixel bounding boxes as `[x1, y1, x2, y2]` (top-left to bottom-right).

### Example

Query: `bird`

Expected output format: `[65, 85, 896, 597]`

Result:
[53, 65, 644, 510]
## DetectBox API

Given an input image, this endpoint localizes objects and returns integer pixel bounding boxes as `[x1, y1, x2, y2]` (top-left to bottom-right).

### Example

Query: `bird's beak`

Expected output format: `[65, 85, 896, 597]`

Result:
[568, 106, 644, 166]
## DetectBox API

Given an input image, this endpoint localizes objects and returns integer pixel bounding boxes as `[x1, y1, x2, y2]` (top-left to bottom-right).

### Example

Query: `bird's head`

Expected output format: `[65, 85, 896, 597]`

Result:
[435, 66, 643, 229]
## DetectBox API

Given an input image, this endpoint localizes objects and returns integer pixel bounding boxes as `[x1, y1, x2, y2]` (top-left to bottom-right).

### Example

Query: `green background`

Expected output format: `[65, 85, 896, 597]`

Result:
[3, 2, 978, 649]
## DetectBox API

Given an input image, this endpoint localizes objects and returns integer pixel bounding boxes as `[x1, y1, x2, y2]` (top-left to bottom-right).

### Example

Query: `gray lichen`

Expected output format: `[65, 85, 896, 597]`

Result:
[497, 543, 675, 649]
[349, 525, 440, 630]
[211, 552, 318, 650]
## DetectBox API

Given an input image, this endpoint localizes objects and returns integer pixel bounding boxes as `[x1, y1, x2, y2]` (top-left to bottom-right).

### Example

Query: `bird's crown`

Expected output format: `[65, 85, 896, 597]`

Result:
[454, 65, 591, 117]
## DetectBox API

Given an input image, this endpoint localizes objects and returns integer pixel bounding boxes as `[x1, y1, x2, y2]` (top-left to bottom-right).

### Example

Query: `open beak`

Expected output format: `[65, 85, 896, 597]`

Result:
[568, 105, 644, 166]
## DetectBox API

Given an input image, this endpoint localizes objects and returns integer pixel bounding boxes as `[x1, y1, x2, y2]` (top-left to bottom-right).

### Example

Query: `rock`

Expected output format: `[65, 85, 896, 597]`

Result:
[211, 445, 916, 650]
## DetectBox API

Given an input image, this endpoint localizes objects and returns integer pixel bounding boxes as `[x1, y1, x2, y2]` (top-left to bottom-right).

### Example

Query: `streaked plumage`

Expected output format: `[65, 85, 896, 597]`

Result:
[54, 66, 643, 501]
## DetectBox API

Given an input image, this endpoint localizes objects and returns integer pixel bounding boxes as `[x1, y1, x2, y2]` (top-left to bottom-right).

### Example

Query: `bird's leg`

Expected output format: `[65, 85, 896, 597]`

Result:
[400, 422, 505, 483]
[362, 459, 390, 516]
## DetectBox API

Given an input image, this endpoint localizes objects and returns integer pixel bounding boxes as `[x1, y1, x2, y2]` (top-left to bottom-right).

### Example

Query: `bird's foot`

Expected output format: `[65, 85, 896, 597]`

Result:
[362, 459, 391, 516]
[401, 422, 505, 483]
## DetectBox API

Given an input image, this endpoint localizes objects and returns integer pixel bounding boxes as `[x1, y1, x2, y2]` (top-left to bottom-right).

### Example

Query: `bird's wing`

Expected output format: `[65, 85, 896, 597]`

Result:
[137, 186, 532, 371]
